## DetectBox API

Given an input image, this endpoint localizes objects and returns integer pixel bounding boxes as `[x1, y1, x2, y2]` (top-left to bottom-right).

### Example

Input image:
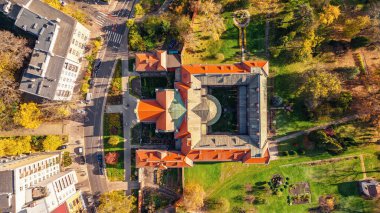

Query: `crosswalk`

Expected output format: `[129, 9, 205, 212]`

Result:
[93, 12, 110, 26]
[105, 30, 123, 44]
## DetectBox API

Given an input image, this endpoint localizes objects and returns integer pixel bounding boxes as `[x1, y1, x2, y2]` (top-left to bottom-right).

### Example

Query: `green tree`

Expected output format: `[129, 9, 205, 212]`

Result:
[108, 135, 120, 146]
[343, 16, 370, 38]
[98, 191, 136, 213]
[42, 135, 63, 151]
[183, 182, 205, 211]
[13, 103, 42, 129]
[319, 4, 340, 25]
[297, 70, 342, 110]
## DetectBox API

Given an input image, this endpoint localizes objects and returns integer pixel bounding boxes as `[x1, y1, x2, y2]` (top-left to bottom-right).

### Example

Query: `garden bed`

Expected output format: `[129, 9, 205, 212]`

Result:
[107, 59, 123, 105]
[130, 123, 175, 148]
[103, 113, 125, 181]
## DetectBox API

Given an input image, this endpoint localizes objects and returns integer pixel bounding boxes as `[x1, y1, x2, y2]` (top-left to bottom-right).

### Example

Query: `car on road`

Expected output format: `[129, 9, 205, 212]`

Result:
[85, 93, 92, 104]
[57, 145, 67, 150]
[78, 147, 83, 155]
[93, 59, 101, 71]
[78, 156, 85, 165]
[89, 79, 94, 87]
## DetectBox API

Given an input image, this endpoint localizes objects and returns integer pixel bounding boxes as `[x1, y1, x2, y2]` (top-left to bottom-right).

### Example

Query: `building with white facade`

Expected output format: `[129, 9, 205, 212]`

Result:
[0, 0, 91, 101]
[0, 153, 83, 213]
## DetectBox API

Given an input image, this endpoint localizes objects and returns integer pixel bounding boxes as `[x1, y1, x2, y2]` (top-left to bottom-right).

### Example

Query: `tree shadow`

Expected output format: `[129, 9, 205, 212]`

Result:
[336, 181, 360, 197]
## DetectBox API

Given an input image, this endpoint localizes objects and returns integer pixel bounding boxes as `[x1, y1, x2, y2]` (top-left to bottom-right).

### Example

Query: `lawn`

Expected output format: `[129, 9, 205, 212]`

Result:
[184, 143, 380, 212]
[208, 87, 238, 133]
[107, 59, 123, 105]
[103, 113, 125, 181]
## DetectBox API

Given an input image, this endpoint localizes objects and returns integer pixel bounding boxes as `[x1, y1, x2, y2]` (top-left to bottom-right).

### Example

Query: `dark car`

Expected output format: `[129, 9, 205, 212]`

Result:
[79, 156, 85, 165]
[57, 145, 67, 150]
[97, 154, 103, 168]
[93, 59, 101, 71]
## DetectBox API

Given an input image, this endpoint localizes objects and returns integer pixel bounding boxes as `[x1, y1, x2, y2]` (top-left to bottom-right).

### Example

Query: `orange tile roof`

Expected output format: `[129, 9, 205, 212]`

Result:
[137, 100, 165, 122]
[136, 150, 193, 168]
[135, 52, 166, 72]
[181, 61, 268, 74]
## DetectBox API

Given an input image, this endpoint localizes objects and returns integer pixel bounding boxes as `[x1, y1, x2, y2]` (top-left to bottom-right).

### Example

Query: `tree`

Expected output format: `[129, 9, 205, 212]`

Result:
[62, 151, 72, 167]
[134, 3, 144, 16]
[198, 0, 225, 40]
[108, 135, 120, 146]
[13, 103, 42, 129]
[206, 197, 230, 213]
[319, 4, 340, 25]
[297, 70, 342, 110]
[126, 19, 135, 28]
[0, 136, 31, 156]
[98, 191, 136, 213]
[42, 135, 63, 151]
[343, 16, 371, 38]
[183, 182, 205, 211]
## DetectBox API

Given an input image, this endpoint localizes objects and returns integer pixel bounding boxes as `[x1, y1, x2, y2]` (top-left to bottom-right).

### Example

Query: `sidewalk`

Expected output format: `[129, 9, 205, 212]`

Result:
[0, 121, 69, 137]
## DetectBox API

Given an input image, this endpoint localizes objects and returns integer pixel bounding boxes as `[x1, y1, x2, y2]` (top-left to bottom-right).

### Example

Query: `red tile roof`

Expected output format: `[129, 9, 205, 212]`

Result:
[135, 51, 167, 72]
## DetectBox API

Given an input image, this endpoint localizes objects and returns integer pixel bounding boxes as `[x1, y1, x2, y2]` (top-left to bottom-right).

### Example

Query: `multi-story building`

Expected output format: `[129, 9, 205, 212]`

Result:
[0, 0, 90, 101]
[0, 153, 84, 213]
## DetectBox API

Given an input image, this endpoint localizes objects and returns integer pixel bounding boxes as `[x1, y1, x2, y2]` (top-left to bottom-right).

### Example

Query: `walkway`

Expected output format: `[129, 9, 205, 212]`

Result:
[0, 121, 68, 137]
[269, 115, 360, 159]
[359, 154, 367, 179]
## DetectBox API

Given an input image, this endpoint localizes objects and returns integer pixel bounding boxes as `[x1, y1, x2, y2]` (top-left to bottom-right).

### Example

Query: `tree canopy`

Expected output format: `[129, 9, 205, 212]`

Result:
[344, 16, 371, 38]
[13, 103, 42, 129]
[98, 191, 136, 213]
[319, 4, 340, 25]
[42, 135, 63, 151]
[108, 135, 120, 146]
[0, 136, 31, 157]
[183, 182, 205, 211]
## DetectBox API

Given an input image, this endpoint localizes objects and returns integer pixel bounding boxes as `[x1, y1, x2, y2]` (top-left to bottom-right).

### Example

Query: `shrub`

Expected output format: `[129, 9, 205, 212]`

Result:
[334, 66, 360, 80]
[331, 92, 352, 111]
[208, 40, 222, 57]
[105, 152, 119, 165]
[280, 151, 289, 156]
[297, 149, 306, 155]
[289, 150, 297, 155]
[350, 36, 370, 49]
[271, 96, 283, 107]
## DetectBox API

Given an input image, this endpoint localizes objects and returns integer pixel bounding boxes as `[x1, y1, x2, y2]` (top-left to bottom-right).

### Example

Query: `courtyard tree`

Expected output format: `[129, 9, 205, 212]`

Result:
[98, 191, 136, 213]
[297, 70, 341, 110]
[134, 3, 144, 16]
[319, 4, 340, 25]
[183, 182, 205, 211]
[42, 135, 63, 151]
[108, 136, 120, 146]
[62, 151, 72, 167]
[13, 103, 42, 129]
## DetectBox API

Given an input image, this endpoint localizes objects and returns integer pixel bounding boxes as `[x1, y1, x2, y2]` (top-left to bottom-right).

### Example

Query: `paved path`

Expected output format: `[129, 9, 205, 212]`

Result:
[0, 122, 68, 137]
[269, 115, 360, 159]
[359, 154, 367, 179]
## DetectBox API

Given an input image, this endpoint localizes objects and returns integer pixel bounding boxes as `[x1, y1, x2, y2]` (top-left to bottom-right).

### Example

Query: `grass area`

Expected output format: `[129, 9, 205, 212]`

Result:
[103, 113, 125, 181]
[185, 143, 380, 212]
[246, 15, 266, 54]
[43, 0, 88, 25]
[208, 87, 238, 133]
[107, 59, 123, 105]
[141, 77, 171, 98]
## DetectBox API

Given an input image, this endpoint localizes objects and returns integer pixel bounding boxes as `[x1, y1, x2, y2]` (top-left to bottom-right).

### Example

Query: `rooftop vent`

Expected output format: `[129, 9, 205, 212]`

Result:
[3, 1, 11, 14]
[32, 23, 38, 29]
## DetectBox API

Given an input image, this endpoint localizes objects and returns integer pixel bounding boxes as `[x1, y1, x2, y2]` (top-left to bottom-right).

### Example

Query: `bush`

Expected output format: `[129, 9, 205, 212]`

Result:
[331, 92, 352, 111]
[62, 151, 72, 167]
[350, 36, 370, 49]
[334, 66, 360, 80]
[297, 149, 306, 155]
[280, 151, 289, 156]
[271, 96, 283, 107]
[288, 150, 297, 155]
[208, 40, 222, 57]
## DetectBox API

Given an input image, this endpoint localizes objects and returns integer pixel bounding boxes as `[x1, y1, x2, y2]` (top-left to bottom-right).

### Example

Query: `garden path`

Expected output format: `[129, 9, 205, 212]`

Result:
[269, 115, 360, 159]
[359, 154, 367, 179]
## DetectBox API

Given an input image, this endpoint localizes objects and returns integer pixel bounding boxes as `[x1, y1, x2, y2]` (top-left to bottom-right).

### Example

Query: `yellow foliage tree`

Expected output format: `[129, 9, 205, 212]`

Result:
[319, 4, 340, 25]
[344, 16, 371, 37]
[42, 135, 63, 151]
[13, 103, 42, 129]
[183, 182, 206, 211]
[135, 3, 144, 16]
[108, 136, 120, 146]
[98, 191, 136, 213]
[0, 136, 31, 156]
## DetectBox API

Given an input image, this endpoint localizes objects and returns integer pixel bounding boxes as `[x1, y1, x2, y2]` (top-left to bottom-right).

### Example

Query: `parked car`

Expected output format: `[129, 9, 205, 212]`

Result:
[57, 145, 67, 150]
[85, 93, 92, 104]
[93, 59, 101, 71]
[78, 156, 85, 165]
[78, 147, 83, 155]
[89, 79, 94, 87]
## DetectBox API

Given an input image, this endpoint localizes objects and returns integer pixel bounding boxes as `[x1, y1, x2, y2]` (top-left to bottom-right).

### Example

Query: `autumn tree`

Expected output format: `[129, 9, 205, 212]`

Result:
[134, 3, 144, 16]
[13, 103, 42, 129]
[98, 191, 136, 213]
[198, 0, 225, 40]
[183, 182, 205, 211]
[108, 136, 120, 146]
[343, 16, 371, 38]
[297, 70, 342, 110]
[319, 4, 340, 25]
[42, 135, 63, 151]
[0, 136, 31, 156]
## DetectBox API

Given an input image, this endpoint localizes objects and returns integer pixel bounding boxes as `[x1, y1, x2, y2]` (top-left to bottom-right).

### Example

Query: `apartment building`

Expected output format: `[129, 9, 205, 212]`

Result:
[0, 0, 90, 101]
[0, 153, 83, 213]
